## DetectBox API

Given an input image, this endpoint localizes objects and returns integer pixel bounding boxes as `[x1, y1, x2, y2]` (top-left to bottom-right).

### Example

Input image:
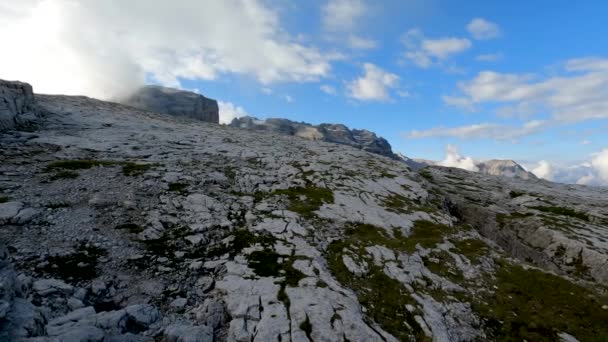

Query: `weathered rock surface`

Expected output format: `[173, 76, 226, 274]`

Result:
[122, 85, 219, 124]
[0, 79, 40, 131]
[230, 116, 396, 158]
[0, 85, 607, 341]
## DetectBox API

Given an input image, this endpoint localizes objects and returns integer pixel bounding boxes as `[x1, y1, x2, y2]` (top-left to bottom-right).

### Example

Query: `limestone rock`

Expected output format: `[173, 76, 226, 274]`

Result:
[122, 85, 219, 124]
[0, 79, 40, 131]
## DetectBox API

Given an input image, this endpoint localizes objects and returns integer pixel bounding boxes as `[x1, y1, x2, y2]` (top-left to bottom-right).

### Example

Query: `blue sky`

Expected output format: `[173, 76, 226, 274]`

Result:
[1, 0, 608, 184]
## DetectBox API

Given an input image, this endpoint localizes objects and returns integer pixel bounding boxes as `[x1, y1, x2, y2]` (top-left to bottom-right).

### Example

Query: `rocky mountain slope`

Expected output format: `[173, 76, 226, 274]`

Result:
[410, 157, 537, 180]
[122, 85, 219, 124]
[229, 116, 396, 158]
[1, 80, 607, 341]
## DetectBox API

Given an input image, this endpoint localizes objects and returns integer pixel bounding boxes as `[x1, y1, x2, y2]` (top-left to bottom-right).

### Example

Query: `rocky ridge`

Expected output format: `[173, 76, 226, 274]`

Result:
[409, 157, 538, 180]
[122, 85, 219, 124]
[0, 80, 607, 341]
[229, 116, 396, 158]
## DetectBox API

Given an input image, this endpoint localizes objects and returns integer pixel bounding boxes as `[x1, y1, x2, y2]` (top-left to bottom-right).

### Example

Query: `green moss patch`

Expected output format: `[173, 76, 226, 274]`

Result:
[509, 190, 526, 198]
[528, 206, 590, 222]
[122, 162, 153, 176]
[382, 193, 411, 214]
[475, 263, 608, 341]
[453, 238, 489, 263]
[327, 240, 426, 341]
[273, 186, 334, 218]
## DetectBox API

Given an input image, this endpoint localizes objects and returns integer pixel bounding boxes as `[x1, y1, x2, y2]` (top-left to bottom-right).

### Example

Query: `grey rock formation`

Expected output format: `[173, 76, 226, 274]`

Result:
[229, 116, 396, 158]
[0, 79, 40, 131]
[476, 159, 537, 180]
[122, 85, 219, 124]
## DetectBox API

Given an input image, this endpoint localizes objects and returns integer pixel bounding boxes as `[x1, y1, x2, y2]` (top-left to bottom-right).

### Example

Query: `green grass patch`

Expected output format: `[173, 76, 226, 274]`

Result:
[50, 171, 79, 180]
[528, 206, 590, 222]
[453, 238, 489, 263]
[273, 186, 334, 218]
[247, 249, 281, 277]
[168, 182, 189, 193]
[381, 193, 411, 214]
[327, 240, 426, 341]
[419, 168, 434, 181]
[475, 262, 608, 341]
[122, 162, 153, 176]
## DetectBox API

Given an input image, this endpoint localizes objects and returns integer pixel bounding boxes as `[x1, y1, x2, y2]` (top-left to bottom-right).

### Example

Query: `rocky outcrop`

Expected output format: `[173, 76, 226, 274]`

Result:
[122, 85, 219, 124]
[0, 79, 40, 131]
[230, 116, 396, 158]
[476, 159, 537, 180]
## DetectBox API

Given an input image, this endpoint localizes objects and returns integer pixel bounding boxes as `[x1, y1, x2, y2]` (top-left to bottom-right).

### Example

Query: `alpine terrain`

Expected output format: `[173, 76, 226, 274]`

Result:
[1, 79, 608, 341]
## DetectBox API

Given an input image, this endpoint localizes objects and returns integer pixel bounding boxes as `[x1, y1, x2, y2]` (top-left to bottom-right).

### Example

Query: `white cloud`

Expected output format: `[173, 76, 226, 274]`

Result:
[347, 63, 399, 101]
[322, 0, 366, 32]
[321, 0, 376, 50]
[0, 0, 336, 100]
[320, 85, 337, 95]
[218, 101, 248, 125]
[475, 53, 502, 62]
[467, 18, 501, 40]
[407, 120, 548, 140]
[284, 95, 294, 103]
[442, 95, 475, 111]
[438, 145, 479, 171]
[531, 160, 554, 181]
[445, 58, 608, 123]
[402, 29, 471, 68]
[529, 149, 608, 186]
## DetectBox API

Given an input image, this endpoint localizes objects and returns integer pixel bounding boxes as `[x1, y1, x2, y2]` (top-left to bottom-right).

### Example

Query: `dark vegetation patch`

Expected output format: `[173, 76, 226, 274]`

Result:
[122, 162, 153, 176]
[0, 196, 9, 203]
[452, 238, 489, 263]
[475, 262, 608, 341]
[496, 212, 534, 227]
[46, 159, 115, 171]
[381, 193, 411, 214]
[528, 206, 590, 222]
[45, 202, 71, 209]
[423, 251, 464, 283]
[554, 244, 567, 258]
[141, 226, 190, 260]
[509, 190, 526, 198]
[50, 171, 79, 180]
[202, 229, 276, 259]
[38, 244, 106, 282]
[167, 182, 189, 193]
[300, 315, 313, 340]
[419, 168, 434, 181]
[115, 223, 145, 234]
[272, 186, 334, 218]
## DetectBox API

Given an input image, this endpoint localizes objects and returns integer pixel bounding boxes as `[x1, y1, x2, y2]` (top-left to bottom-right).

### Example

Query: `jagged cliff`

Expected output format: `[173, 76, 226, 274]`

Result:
[1, 80, 607, 341]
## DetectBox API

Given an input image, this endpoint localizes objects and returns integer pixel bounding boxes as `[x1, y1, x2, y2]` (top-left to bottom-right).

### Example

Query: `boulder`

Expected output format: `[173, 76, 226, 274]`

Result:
[122, 86, 219, 124]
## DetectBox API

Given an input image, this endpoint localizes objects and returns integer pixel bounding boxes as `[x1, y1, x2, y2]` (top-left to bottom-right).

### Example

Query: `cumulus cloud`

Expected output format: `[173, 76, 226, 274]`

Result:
[321, 0, 376, 50]
[531, 160, 554, 181]
[347, 63, 399, 101]
[402, 29, 471, 68]
[407, 120, 548, 140]
[444, 58, 608, 122]
[0, 0, 336, 100]
[467, 18, 501, 40]
[438, 145, 479, 171]
[218, 101, 248, 125]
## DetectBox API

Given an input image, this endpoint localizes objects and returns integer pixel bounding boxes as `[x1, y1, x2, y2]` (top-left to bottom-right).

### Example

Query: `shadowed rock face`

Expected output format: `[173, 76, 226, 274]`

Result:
[122, 85, 219, 124]
[0, 80, 40, 131]
[230, 116, 396, 158]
